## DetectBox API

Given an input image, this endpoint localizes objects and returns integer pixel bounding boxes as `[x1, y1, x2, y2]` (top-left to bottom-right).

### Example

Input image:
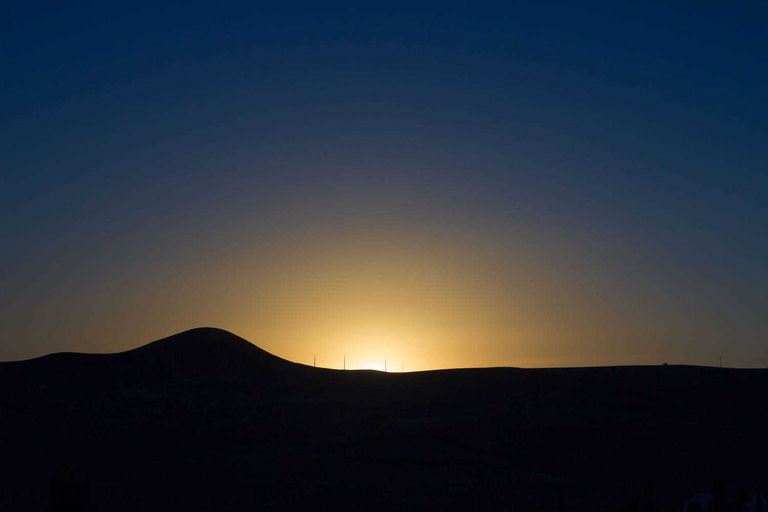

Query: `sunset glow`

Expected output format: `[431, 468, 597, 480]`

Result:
[1, 3, 766, 370]
[4, 5, 768, 512]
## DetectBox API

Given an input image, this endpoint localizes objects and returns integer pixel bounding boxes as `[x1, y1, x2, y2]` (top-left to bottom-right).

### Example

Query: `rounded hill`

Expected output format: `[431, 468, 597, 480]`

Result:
[117, 327, 300, 382]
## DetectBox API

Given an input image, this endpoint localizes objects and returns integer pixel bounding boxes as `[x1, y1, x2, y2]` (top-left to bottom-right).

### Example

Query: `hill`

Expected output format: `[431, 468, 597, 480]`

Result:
[1, 328, 767, 511]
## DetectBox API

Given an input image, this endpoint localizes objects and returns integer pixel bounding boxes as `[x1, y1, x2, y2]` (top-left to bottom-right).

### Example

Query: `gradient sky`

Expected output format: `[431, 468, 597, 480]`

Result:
[2, 1, 767, 370]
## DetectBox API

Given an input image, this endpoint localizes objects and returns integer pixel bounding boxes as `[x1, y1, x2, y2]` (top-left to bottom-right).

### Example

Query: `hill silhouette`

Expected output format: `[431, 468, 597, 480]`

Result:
[115, 327, 304, 384]
[2, 328, 768, 511]
[0, 328, 310, 404]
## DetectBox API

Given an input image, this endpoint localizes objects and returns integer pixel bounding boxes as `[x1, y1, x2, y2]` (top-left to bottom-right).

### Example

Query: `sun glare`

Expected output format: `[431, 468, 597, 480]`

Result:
[338, 332, 410, 372]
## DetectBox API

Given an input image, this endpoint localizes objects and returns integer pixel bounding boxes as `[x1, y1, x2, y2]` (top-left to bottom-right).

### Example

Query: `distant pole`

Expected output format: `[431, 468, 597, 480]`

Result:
[343, 354, 346, 371]
[401, 364, 404, 373]
[313, 355, 316, 368]
[385, 359, 387, 372]
[720, 356, 722, 368]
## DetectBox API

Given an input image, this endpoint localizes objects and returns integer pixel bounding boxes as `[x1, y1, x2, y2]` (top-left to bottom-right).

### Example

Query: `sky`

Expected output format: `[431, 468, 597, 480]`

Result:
[1, 1, 767, 370]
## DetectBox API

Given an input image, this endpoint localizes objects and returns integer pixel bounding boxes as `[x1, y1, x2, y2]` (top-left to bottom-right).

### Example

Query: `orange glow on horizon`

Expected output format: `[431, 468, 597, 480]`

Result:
[1, 223, 688, 369]
[124, 225, 663, 371]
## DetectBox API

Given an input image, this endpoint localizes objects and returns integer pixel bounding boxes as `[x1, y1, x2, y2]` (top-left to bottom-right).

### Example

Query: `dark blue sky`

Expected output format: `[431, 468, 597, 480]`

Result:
[2, 1, 766, 368]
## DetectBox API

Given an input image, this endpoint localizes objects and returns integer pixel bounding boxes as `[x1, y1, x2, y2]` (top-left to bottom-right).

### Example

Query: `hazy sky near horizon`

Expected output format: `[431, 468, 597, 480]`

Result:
[2, 1, 767, 370]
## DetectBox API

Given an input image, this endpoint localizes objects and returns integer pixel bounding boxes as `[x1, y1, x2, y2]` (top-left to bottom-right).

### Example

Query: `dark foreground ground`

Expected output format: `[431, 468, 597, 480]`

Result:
[1, 328, 767, 511]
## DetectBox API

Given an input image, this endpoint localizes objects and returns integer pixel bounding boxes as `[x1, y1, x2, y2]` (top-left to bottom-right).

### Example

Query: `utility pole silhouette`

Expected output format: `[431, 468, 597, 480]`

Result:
[343, 354, 346, 371]
[313, 355, 316, 368]
[720, 356, 722, 368]
[385, 359, 387, 372]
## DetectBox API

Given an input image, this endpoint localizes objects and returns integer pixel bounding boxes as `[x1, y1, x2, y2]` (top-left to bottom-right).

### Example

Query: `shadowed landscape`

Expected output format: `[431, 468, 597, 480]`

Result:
[2, 327, 766, 511]
[4, 3, 768, 510]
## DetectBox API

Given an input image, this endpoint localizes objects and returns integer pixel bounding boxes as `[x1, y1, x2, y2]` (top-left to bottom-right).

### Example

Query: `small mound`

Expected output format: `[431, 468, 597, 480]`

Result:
[117, 327, 297, 382]
[125, 327, 262, 358]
